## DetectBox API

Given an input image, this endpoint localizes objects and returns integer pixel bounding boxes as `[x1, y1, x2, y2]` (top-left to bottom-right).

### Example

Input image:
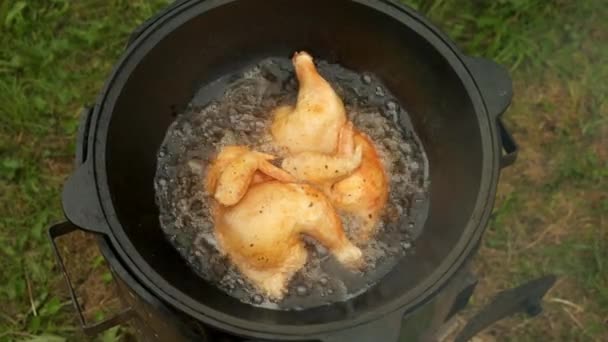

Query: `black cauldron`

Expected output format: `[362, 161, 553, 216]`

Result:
[48, 1, 555, 341]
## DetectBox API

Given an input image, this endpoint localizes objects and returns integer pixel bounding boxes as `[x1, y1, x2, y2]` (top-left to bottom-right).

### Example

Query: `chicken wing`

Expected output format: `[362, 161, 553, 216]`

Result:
[271, 51, 346, 154]
[205, 146, 295, 206]
[214, 181, 363, 299]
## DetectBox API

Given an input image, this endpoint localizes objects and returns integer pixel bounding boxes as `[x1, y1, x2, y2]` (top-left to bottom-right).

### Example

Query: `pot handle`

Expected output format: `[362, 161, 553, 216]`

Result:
[48, 222, 134, 336]
[463, 56, 518, 168]
[62, 106, 110, 234]
[453, 275, 557, 342]
[319, 309, 405, 342]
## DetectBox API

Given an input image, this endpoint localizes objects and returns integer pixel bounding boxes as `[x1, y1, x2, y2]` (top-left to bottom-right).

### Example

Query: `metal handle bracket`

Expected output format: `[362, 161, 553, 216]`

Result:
[454, 275, 557, 342]
[498, 118, 518, 168]
[48, 222, 134, 336]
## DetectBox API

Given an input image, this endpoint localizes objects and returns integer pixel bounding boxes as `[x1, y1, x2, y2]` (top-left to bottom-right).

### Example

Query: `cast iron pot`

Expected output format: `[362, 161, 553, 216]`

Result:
[55, 0, 520, 340]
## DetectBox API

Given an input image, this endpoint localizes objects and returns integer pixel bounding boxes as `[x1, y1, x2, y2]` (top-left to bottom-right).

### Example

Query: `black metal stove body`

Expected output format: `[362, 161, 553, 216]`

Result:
[47, 0, 557, 341]
[50, 219, 481, 341]
[108, 233, 478, 342]
[50, 221, 555, 341]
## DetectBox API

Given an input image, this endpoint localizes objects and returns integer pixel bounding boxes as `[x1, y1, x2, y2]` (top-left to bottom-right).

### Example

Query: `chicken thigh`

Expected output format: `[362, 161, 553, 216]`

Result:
[271, 51, 346, 154]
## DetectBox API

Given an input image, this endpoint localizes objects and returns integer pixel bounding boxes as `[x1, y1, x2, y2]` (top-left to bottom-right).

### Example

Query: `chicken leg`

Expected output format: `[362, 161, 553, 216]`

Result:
[270, 51, 389, 242]
[271, 51, 346, 154]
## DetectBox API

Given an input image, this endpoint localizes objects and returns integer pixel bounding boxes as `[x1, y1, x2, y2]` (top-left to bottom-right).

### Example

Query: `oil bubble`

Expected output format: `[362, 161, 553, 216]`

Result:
[252, 294, 264, 304]
[296, 285, 308, 296]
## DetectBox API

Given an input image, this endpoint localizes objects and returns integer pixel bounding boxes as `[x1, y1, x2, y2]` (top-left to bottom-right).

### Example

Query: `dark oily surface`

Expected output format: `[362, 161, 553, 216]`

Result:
[154, 57, 429, 310]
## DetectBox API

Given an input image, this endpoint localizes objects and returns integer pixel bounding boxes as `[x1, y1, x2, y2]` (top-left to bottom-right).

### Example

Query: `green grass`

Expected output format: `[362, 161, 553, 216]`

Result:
[0, 1, 172, 341]
[1, 0, 606, 341]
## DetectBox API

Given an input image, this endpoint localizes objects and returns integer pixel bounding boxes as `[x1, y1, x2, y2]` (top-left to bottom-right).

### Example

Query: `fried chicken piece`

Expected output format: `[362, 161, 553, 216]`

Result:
[269, 51, 389, 242]
[204, 146, 362, 299]
[281, 122, 363, 185]
[270, 51, 346, 154]
[329, 132, 388, 243]
[214, 182, 363, 299]
[281, 124, 388, 242]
